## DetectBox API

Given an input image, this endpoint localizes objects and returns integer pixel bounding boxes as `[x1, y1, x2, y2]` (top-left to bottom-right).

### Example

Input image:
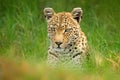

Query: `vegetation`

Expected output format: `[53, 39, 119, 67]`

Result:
[0, 0, 120, 80]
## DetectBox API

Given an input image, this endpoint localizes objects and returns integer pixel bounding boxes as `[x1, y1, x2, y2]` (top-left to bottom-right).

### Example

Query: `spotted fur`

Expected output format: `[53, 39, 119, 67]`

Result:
[44, 7, 89, 66]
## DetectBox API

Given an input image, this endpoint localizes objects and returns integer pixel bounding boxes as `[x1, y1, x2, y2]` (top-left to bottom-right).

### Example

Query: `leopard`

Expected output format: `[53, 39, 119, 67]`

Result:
[44, 7, 89, 67]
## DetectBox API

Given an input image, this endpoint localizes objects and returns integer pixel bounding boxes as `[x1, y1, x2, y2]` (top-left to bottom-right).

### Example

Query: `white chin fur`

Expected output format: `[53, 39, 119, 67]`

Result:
[54, 48, 64, 52]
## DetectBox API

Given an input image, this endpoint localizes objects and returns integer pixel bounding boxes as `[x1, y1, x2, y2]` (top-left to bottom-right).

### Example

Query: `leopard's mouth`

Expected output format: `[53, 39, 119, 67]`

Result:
[54, 47, 64, 52]
[57, 46, 61, 49]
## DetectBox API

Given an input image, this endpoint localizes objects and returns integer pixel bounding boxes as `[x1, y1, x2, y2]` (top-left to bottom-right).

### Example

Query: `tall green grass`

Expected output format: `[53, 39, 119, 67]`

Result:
[0, 0, 120, 79]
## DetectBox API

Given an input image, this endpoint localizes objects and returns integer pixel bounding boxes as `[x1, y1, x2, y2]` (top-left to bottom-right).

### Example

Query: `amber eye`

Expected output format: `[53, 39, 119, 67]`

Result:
[51, 27, 55, 32]
[64, 28, 71, 32]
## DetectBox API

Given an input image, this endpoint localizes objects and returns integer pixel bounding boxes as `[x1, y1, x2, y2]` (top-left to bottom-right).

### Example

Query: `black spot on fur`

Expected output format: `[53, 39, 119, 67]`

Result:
[73, 42, 76, 44]
[82, 43, 84, 45]
[82, 38, 84, 41]
[82, 47, 85, 50]
[69, 44, 72, 46]
[75, 47, 77, 49]
[49, 52, 58, 58]
[73, 52, 82, 58]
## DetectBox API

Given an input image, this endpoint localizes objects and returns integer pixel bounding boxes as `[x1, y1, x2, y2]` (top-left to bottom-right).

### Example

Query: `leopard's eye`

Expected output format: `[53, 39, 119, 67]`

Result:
[64, 28, 71, 32]
[51, 27, 55, 32]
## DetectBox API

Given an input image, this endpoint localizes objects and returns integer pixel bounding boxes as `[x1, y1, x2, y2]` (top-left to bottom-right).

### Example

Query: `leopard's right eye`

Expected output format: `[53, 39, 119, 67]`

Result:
[51, 27, 55, 32]
[64, 28, 72, 33]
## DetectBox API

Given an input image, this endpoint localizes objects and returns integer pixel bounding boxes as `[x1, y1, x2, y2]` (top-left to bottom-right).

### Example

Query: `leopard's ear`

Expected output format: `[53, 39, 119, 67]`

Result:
[44, 7, 55, 21]
[71, 7, 83, 23]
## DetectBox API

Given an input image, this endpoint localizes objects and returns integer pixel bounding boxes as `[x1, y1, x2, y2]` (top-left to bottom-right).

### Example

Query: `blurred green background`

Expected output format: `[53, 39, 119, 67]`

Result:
[0, 0, 120, 79]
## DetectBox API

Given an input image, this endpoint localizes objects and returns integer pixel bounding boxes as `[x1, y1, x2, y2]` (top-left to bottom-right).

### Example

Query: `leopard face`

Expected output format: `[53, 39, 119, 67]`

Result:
[44, 8, 83, 52]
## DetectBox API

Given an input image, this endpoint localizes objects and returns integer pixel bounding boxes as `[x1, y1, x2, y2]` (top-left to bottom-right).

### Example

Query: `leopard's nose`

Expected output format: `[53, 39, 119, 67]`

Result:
[55, 42, 62, 46]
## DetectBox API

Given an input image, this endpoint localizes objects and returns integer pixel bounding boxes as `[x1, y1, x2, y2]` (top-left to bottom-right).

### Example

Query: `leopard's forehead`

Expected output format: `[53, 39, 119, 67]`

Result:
[48, 12, 78, 27]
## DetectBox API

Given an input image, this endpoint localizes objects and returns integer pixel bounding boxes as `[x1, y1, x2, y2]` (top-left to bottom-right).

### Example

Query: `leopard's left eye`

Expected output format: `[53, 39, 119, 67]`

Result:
[64, 28, 71, 32]
[51, 27, 55, 32]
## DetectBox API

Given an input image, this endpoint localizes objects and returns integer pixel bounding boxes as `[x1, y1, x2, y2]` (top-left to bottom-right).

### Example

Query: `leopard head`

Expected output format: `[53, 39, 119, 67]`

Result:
[44, 7, 83, 51]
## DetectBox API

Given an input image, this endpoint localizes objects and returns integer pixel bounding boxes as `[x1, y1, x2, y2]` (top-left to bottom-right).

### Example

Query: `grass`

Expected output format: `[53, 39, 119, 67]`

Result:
[0, 0, 120, 80]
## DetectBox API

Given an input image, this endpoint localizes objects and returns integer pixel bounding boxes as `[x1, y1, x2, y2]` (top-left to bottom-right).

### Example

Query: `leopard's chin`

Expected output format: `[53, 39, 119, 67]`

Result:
[54, 47, 64, 52]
